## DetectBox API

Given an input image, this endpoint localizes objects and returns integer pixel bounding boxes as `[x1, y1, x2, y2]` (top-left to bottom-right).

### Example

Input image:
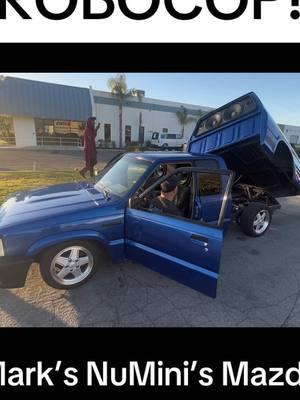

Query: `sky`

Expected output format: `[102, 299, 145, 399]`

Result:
[3, 73, 300, 126]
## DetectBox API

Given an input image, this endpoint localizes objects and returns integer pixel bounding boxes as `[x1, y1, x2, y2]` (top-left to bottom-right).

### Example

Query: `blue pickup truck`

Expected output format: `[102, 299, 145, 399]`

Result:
[1, 92, 300, 298]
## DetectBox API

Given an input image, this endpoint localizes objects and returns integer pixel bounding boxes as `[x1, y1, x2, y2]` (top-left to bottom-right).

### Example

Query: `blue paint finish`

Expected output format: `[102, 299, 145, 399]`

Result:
[126, 240, 219, 279]
[109, 239, 125, 246]
[0, 180, 126, 262]
[0, 76, 92, 121]
[125, 208, 223, 297]
[189, 92, 300, 196]
[27, 230, 109, 257]
[189, 114, 262, 155]
[129, 244, 219, 297]
[0, 149, 229, 295]
[199, 194, 222, 223]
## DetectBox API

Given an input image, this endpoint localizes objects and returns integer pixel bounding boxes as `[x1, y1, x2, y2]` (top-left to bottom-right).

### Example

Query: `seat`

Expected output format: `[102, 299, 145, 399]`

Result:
[175, 186, 191, 218]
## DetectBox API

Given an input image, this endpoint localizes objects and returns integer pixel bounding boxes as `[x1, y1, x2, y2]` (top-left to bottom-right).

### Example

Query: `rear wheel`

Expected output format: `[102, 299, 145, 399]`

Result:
[240, 203, 272, 237]
[39, 241, 101, 289]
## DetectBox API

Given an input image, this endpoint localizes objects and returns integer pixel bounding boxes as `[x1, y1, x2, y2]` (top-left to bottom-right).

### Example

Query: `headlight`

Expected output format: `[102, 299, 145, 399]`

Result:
[0, 239, 4, 257]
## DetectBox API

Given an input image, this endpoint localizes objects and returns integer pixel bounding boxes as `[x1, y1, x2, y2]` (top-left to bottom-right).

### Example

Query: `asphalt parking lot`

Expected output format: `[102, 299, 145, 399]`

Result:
[0, 148, 120, 171]
[0, 195, 300, 327]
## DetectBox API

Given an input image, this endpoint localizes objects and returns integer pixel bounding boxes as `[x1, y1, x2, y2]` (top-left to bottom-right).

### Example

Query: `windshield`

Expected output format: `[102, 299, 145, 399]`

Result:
[152, 132, 159, 140]
[95, 156, 151, 197]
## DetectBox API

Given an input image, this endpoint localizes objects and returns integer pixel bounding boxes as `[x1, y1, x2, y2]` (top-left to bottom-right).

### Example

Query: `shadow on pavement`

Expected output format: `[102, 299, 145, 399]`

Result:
[0, 289, 68, 327]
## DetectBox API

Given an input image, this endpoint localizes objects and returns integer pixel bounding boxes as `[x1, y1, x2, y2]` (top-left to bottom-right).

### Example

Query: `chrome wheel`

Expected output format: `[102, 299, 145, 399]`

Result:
[50, 246, 94, 286]
[253, 210, 270, 235]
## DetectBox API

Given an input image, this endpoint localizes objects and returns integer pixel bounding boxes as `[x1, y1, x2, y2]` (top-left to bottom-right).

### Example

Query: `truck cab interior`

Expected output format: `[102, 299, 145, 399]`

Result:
[132, 162, 225, 225]
[133, 162, 193, 218]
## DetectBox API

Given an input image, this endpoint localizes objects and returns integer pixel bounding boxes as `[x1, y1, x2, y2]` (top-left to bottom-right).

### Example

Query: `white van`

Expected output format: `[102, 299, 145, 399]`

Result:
[151, 132, 186, 150]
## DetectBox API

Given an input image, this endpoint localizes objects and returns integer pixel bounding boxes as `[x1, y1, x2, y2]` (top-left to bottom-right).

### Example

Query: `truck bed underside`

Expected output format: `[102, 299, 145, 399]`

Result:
[211, 138, 296, 198]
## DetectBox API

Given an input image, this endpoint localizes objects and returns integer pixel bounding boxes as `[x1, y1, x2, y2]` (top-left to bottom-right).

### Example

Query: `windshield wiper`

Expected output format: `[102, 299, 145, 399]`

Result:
[97, 182, 111, 200]
[103, 188, 111, 200]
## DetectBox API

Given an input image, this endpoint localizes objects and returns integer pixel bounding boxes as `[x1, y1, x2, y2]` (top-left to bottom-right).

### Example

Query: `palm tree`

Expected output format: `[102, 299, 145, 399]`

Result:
[176, 106, 198, 137]
[196, 109, 207, 119]
[107, 74, 141, 148]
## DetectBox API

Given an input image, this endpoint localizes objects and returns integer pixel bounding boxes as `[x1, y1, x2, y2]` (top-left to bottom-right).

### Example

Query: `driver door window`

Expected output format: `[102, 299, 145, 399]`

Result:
[194, 171, 231, 226]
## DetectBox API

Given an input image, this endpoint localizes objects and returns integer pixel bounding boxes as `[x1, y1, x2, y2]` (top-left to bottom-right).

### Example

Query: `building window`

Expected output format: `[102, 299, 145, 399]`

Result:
[162, 128, 168, 133]
[125, 125, 132, 145]
[104, 124, 111, 142]
[0, 115, 15, 145]
[290, 135, 299, 145]
[35, 119, 85, 137]
[45, 120, 54, 135]
[35, 118, 85, 146]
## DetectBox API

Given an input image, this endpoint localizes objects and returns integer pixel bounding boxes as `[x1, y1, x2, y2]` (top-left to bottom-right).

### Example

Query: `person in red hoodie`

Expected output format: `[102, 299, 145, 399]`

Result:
[79, 117, 100, 178]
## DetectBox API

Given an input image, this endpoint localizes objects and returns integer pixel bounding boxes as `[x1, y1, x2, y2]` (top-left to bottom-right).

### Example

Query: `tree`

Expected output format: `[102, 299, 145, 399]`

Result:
[107, 74, 141, 148]
[176, 106, 198, 137]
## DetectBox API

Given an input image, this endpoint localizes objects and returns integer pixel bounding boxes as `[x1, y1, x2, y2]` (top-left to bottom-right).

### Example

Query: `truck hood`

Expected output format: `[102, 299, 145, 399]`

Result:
[0, 181, 114, 228]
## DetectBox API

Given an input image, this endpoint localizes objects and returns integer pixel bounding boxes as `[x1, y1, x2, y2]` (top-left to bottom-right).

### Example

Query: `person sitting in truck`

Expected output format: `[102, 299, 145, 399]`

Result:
[149, 176, 183, 217]
[166, 164, 191, 217]
[141, 163, 191, 217]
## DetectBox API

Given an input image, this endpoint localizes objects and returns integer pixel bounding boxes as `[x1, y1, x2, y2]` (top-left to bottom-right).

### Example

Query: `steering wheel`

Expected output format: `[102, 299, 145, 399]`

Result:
[178, 172, 191, 186]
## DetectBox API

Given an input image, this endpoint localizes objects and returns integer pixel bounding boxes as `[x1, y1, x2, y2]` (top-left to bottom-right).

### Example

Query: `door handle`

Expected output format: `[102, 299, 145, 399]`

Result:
[190, 234, 209, 246]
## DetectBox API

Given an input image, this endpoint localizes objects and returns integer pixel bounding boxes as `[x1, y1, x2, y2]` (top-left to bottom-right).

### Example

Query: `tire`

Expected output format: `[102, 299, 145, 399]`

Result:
[162, 143, 168, 150]
[39, 241, 101, 289]
[240, 202, 272, 237]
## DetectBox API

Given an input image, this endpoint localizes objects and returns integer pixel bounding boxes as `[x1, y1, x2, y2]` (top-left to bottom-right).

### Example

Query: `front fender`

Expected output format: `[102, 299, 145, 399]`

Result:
[26, 230, 110, 258]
